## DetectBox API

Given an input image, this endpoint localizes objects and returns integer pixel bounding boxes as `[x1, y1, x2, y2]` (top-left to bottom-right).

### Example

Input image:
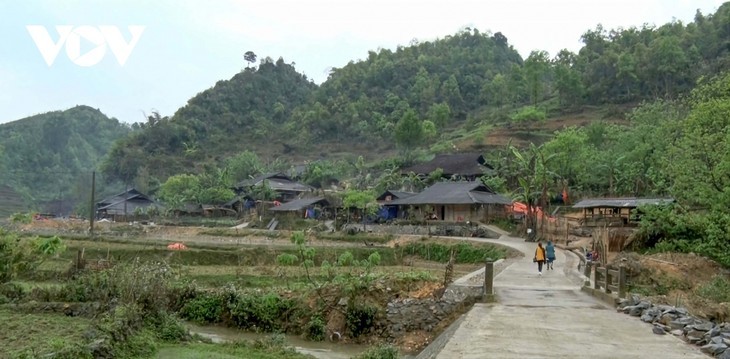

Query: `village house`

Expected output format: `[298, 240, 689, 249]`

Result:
[268, 197, 330, 219]
[376, 190, 416, 220]
[572, 197, 675, 226]
[388, 181, 512, 222]
[400, 152, 495, 180]
[234, 172, 313, 202]
[96, 188, 160, 221]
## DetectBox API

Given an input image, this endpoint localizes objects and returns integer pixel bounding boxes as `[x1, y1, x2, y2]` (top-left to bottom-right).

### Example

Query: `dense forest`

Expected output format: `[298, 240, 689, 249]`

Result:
[0, 106, 131, 215]
[100, 3, 730, 186]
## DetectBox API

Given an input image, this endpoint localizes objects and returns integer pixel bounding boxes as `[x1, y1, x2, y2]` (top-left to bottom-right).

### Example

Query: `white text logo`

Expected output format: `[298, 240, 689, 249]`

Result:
[26, 25, 145, 67]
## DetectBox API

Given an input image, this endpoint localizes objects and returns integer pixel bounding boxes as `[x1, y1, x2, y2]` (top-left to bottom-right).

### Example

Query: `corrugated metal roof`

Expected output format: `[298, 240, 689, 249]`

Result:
[572, 197, 674, 208]
[269, 197, 329, 211]
[389, 182, 511, 205]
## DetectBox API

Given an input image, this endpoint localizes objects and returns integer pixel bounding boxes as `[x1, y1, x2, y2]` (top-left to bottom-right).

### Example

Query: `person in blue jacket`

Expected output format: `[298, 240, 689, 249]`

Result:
[545, 240, 556, 270]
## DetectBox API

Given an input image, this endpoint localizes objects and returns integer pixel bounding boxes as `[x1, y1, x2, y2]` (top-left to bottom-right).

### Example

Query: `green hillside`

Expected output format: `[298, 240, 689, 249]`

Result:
[0, 106, 131, 215]
[101, 59, 317, 183]
[100, 3, 730, 189]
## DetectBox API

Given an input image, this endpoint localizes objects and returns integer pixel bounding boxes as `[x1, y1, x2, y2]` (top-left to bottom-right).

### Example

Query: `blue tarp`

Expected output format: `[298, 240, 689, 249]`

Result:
[377, 206, 398, 220]
[305, 208, 316, 219]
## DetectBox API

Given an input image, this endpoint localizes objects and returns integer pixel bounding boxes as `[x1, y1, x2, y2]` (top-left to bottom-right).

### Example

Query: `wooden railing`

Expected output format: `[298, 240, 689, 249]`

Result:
[584, 261, 627, 298]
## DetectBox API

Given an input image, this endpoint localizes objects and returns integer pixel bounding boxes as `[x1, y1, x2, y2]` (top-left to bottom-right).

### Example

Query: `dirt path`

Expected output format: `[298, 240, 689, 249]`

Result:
[432, 235, 707, 359]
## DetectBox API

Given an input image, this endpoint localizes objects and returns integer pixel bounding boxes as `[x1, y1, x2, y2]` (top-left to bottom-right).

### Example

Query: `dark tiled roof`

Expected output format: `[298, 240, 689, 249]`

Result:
[401, 153, 494, 177]
[236, 172, 290, 187]
[97, 198, 160, 215]
[236, 173, 313, 192]
[97, 188, 151, 207]
[390, 182, 512, 205]
[269, 197, 329, 211]
[572, 197, 675, 209]
[377, 190, 416, 202]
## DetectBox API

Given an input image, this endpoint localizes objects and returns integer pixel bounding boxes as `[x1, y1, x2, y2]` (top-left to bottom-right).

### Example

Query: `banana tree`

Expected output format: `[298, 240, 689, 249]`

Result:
[509, 143, 558, 239]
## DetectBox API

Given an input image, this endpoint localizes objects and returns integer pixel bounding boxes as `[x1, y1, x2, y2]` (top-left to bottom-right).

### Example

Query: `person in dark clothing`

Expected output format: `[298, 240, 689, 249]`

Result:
[546, 240, 556, 270]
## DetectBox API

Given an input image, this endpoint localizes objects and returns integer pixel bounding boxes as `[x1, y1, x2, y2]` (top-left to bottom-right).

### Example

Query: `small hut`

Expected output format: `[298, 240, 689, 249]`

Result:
[269, 197, 330, 219]
[572, 197, 674, 226]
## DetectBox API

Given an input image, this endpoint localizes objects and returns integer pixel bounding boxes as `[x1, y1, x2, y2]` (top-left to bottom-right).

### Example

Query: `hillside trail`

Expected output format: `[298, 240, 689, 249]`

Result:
[432, 234, 706, 359]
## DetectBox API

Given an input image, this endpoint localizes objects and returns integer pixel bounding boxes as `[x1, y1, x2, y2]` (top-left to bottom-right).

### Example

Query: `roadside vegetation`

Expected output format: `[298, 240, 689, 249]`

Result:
[0, 228, 509, 357]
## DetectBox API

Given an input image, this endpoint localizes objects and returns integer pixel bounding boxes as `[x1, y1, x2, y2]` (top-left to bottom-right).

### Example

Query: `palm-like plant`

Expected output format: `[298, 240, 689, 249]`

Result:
[510, 143, 559, 239]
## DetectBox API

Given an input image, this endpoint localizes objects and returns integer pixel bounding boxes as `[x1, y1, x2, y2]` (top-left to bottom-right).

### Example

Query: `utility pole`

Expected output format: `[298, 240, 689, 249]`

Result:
[89, 171, 96, 238]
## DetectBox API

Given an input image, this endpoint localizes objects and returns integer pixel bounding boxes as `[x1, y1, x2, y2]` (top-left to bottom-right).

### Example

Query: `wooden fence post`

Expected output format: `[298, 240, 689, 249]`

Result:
[618, 265, 627, 298]
[593, 264, 601, 290]
[583, 260, 591, 279]
[605, 267, 612, 293]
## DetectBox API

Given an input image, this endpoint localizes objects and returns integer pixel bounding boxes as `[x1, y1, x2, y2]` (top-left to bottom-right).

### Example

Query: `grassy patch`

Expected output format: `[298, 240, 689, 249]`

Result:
[55, 238, 400, 266]
[314, 232, 393, 244]
[182, 265, 441, 290]
[0, 308, 91, 358]
[697, 276, 730, 303]
[156, 341, 313, 359]
[401, 240, 507, 263]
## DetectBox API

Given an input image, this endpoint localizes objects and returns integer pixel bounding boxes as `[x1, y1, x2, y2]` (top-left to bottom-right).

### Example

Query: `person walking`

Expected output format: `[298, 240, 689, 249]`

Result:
[546, 240, 556, 270]
[534, 242, 547, 276]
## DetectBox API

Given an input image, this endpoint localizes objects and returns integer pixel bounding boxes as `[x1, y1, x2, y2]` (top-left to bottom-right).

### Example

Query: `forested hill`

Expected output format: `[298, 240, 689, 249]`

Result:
[102, 31, 526, 181]
[102, 59, 317, 183]
[0, 106, 131, 214]
[101, 3, 730, 185]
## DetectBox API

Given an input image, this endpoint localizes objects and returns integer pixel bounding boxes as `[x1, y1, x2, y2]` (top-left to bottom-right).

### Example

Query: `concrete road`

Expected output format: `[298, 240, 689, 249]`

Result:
[435, 235, 707, 359]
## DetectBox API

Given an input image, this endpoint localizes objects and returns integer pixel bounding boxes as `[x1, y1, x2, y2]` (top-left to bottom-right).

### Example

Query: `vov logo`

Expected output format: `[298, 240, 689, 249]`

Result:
[26, 25, 145, 67]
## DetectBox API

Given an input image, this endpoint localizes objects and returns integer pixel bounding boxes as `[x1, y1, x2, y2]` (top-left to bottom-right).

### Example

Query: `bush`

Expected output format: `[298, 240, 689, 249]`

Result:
[510, 106, 547, 124]
[0, 282, 26, 303]
[146, 311, 189, 342]
[305, 316, 326, 341]
[697, 276, 730, 303]
[92, 304, 157, 358]
[179, 293, 225, 324]
[355, 344, 400, 359]
[63, 261, 173, 313]
[346, 303, 378, 338]
[10, 212, 32, 224]
[228, 292, 296, 332]
[0, 231, 65, 283]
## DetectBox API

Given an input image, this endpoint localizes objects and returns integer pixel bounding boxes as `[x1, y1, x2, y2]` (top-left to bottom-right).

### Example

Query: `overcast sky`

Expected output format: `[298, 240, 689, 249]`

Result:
[0, 0, 725, 125]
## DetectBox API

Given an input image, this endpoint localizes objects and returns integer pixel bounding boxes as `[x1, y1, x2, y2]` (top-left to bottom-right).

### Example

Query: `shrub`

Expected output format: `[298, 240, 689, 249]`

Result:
[355, 344, 400, 359]
[305, 316, 326, 341]
[0, 231, 65, 283]
[697, 276, 730, 303]
[146, 312, 189, 342]
[92, 304, 157, 358]
[510, 106, 547, 124]
[228, 292, 296, 332]
[0, 282, 26, 303]
[10, 212, 32, 224]
[179, 293, 225, 324]
[346, 303, 378, 338]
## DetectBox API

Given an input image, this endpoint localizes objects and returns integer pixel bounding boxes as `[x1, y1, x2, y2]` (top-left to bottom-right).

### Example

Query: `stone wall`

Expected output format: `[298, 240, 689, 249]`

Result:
[386, 286, 482, 340]
[618, 294, 730, 358]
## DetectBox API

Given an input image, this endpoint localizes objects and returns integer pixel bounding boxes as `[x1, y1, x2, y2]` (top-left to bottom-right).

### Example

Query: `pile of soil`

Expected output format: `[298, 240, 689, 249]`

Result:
[615, 252, 730, 321]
